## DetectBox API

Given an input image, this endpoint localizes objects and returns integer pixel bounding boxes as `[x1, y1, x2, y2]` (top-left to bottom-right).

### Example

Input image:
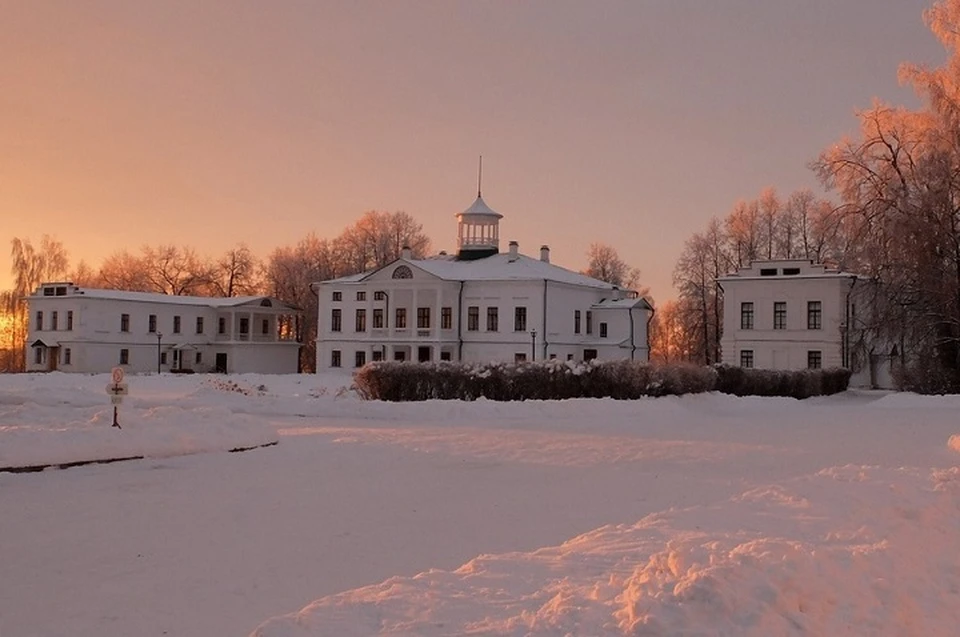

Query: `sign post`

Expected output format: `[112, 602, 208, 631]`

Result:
[107, 367, 128, 429]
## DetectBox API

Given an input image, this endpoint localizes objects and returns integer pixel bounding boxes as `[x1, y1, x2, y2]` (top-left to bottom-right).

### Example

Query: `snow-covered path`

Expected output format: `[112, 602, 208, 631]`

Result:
[1, 374, 958, 636]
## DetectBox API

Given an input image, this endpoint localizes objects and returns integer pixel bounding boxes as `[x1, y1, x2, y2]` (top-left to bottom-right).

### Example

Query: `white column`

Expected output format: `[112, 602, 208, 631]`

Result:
[434, 286, 442, 360]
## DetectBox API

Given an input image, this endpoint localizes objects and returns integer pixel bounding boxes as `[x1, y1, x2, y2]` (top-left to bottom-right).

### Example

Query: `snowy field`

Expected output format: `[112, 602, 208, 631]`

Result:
[1, 373, 959, 636]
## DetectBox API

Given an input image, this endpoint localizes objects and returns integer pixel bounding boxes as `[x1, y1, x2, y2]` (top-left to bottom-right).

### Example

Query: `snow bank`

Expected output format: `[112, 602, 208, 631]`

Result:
[251, 464, 960, 637]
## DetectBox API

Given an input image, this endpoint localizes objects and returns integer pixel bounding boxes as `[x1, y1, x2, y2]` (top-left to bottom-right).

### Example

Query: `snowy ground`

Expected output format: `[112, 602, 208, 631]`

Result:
[1, 373, 958, 636]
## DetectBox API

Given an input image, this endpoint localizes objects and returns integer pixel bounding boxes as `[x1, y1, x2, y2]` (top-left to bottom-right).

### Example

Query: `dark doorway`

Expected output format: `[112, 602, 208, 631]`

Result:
[394, 351, 406, 362]
[215, 353, 228, 373]
[418, 346, 431, 362]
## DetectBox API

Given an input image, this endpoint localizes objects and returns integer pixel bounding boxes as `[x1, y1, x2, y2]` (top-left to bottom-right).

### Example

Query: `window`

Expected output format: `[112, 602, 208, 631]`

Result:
[120, 313, 130, 333]
[773, 302, 786, 330]
[486, 307, 499, 331]
[36, 311, 43, 331]
[331, 350, 342, 367]
[549, 353, 557, 360]
[218, 317, 226, 334]
[259, 319, 267, 335]
[567, 354, 574, 361]
[56, 286, 66, 296]
[740, 350, 754, 368]
[395, 307, 407, 328]
[740, 302, 754, 330]
[196, 317, 204, 334]
[173, 316, 181, 334]
[51, 311, 58, 330]
[43, 287, 54, 296]
[331, 308, 342, 332]
[392, 265, 413, 279]
[66, 311, 73, 331]
[356, 309, 367, 332]
[239, 317, 249, 335]
[585, 311, 593, 335]
[149, 314, 157, 333]
[807, 350, 822, 369]
[34, 347, 43, 364]
[332, 291, 342, 302]
[64, 348, 71, 365]
[355, 350, 366, 367]
[417, 307, 430, 329]
[441, 307, 452, 330]
[374, 291, 386, 301]
[599, 322, 608, 338]
[372, 350, 383, 362]
[807, 301, 822, 330]
[583, 349, 598, 361]
[467, 306, 479, 331]
[161, 352, 168, 365]
[195, 352, 202, 365]
[514, 353, 527, 363]
[574, 310, 581, 334]
[783, 267, 800, 275]
[514, 307, 527, 332]
[357, 291, 366, 301]
[440, 351, 451, 361]
[760, 268, 778, 276]
[373, 308, 384, 329]
[119, 348, 129, 365]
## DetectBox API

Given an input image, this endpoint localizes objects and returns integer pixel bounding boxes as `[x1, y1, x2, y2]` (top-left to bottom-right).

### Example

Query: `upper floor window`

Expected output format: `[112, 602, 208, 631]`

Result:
[148, 314, 157, 333]
[773, 302, 786, 330]
[332, 291, 342, 302]
[395, 307, 407, 329]
[357, 291, 366, 301]
[51, 311, 58, 330]
[514, 307, 527, 332]
[373, 308, 384, 329]
[218, 317, 226, 334]
[239, 317, 249, 335]
[356, 309, 367, 332]
[574, 310, 581, 334]
[66, 310, 73, 331]
[486, 307, 498, 331]
[585, 310, 593, 335]
[599, 322, 608, 338]
[417, 307, 430, 329]
[467, 306, 479, 331]
[261, 318, 270, 335]
[374, 291, 386, 301]
[196, 317, 204, 334]
[807, 350, 822, 369]
[120, 313, 130, 333]
[331, 308, 342, 332]
[740, 349, 754, 368]
[740, 302, 754, 330]
[807, 301, 822, 330]
[36, 311, 43, 331]
[173, 316, 181, 334]
[441, 307, 452, 330]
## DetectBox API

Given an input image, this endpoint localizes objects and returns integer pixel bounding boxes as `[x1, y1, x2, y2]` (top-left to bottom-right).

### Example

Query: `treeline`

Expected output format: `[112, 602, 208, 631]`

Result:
[665, 0, 960, 392]
[0, 211, 431, 372]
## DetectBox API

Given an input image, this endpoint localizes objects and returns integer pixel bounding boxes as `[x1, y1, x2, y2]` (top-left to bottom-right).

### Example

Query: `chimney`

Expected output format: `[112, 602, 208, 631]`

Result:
[612, 287, 621, 300]
[540, 245, 550, 263]
[401, 245, 412, 260]
[508, 241, 519, 261]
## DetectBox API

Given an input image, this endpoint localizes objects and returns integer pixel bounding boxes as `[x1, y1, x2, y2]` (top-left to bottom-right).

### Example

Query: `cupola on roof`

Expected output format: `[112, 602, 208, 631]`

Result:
[456, 156, 502, 260]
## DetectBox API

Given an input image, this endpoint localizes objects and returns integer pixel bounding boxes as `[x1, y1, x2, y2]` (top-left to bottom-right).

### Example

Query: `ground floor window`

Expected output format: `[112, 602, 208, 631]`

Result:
[372, 350, 383, 362]
[807, 350, 822, 369]
[440, 351, 451, 361]
[64, 348, 71, 365]
[355, 351, 366, 368]
[740, 350, 754, 368]
[394, 351, 406, 361]
[34, 347, 43, 365]
[583, 349, 598, 361]
[120, 349, 129, 365]
[514, 353, 527, 363]
[195, 352, 202, 365]
[331, 350, 341, 368]
[161, 352, 168, 365]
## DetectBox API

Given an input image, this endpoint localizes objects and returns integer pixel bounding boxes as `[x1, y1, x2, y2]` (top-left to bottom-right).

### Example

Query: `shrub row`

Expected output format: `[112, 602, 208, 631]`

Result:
[352, 360, 852, 402]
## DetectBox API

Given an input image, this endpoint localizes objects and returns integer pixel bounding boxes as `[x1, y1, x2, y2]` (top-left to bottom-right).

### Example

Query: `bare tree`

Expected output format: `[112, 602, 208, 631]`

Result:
[209, 244, 260, 297]
[583, 242, 645, 292]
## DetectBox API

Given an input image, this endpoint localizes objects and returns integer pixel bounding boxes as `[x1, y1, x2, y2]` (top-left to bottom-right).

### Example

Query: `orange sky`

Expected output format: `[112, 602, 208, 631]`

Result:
[0, 1, 943, 299]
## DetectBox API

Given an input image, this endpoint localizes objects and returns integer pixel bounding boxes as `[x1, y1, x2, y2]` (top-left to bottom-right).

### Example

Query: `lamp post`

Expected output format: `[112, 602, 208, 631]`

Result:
[156, 331, 163, 374]
[531, 328, 537, 361]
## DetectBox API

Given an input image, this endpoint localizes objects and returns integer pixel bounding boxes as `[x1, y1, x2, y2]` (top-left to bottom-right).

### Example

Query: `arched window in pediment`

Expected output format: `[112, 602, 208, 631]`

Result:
[392, 265, 413, 279]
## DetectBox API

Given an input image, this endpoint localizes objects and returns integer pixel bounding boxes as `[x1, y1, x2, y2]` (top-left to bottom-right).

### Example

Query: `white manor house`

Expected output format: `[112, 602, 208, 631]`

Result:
[25, 283, 301, 374]
[315, 194, 653, 369]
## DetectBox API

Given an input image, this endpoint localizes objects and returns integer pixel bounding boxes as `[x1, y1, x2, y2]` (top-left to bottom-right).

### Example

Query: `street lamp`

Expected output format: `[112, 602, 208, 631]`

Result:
[531, 328, 537, 361]
[156, 331, 163, 374]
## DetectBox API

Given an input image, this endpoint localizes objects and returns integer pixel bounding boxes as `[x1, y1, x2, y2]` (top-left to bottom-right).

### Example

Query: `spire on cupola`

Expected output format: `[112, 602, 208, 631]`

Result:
[456, 155, 503, 260]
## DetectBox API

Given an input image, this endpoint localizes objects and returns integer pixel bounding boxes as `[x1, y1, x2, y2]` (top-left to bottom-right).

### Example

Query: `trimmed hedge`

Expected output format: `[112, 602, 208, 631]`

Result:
[352, 360, 852, 402]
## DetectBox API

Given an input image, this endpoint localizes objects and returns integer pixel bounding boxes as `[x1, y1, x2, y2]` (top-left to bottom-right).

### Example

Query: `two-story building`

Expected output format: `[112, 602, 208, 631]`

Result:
[718, 259, 893, 388]
[25, 283, 301, 374]
[314, 194, 653, 369]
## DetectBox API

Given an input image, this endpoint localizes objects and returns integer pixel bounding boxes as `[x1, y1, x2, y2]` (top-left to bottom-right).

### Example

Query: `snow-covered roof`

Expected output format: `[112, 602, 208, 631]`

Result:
[42, 288, 299, 310]
[591, 297, 654, 311]
[459, 196, 502, 218]
[413, 253, 617, 288]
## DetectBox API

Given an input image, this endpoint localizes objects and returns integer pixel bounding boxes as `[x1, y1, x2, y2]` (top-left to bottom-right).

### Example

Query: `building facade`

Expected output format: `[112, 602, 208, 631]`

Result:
[26, 283, 301, 374]
[315, 195, 653, 369]
[718, 259, 893, 388]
